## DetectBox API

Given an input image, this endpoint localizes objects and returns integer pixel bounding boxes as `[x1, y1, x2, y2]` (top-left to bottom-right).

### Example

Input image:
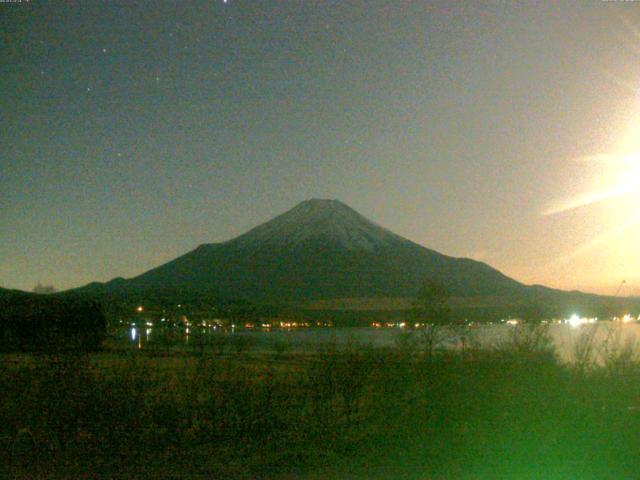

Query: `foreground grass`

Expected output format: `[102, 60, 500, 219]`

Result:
[2, 332, 640, 478]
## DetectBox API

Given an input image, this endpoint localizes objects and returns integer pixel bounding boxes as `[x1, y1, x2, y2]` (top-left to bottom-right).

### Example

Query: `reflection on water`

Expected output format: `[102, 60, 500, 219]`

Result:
[119, 319, 640, 361]
[119, 321, 640, 363]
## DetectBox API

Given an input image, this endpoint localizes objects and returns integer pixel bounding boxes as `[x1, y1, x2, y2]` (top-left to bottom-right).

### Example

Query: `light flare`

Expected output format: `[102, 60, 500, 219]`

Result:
[543, 153, 640, 216]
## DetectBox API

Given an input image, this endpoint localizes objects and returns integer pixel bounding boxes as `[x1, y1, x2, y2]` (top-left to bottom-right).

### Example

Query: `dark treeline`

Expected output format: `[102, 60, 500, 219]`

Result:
[0, 291, 106, 352]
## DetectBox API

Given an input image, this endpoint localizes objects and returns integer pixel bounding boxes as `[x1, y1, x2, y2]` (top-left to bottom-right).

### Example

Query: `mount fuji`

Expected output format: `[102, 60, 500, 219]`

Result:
[79, 199, 532, 301]
[70, 199, 640, 319]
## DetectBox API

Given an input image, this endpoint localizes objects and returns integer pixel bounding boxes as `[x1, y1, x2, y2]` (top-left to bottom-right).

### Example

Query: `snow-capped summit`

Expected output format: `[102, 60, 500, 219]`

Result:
[229, 199, 408, 251]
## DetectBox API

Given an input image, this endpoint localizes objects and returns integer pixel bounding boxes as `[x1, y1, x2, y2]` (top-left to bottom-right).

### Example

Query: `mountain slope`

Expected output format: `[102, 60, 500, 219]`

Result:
[81, 199, 529, 301]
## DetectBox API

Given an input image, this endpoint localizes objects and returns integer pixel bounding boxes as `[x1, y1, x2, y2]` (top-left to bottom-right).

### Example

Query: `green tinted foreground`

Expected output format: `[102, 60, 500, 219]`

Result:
[1, 338, 640, 479]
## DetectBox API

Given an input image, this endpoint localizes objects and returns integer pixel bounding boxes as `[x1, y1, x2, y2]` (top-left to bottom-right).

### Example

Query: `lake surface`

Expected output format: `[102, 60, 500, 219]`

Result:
[126, 321, 640, 363]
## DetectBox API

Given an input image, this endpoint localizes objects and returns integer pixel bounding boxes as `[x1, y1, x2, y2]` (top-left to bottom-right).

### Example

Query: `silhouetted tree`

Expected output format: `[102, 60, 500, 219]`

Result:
[506, 300, 556, 361]
[410, 279, 452, 361]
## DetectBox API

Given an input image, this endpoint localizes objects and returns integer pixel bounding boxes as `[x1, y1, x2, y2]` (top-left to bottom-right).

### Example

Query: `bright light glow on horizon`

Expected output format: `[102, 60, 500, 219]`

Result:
[541, 105, 640, 286]
[567, 314, 598, 328]
[568, 314, 582, 328]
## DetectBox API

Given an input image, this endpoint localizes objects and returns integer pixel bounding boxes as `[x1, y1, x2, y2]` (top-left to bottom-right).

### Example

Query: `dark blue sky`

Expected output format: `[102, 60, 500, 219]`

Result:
[2, 1, 640, 295]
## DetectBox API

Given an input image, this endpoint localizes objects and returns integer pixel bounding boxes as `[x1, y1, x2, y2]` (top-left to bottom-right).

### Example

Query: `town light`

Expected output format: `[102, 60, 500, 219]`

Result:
[568, 314, 582, 328]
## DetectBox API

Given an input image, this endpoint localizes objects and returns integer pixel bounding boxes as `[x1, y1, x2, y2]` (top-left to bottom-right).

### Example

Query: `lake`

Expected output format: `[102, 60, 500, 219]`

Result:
[125, 320, 640, 363]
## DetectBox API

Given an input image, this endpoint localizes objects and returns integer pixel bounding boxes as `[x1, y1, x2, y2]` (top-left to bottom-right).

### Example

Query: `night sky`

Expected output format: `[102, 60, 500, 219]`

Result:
[2, 1, 640, 295]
